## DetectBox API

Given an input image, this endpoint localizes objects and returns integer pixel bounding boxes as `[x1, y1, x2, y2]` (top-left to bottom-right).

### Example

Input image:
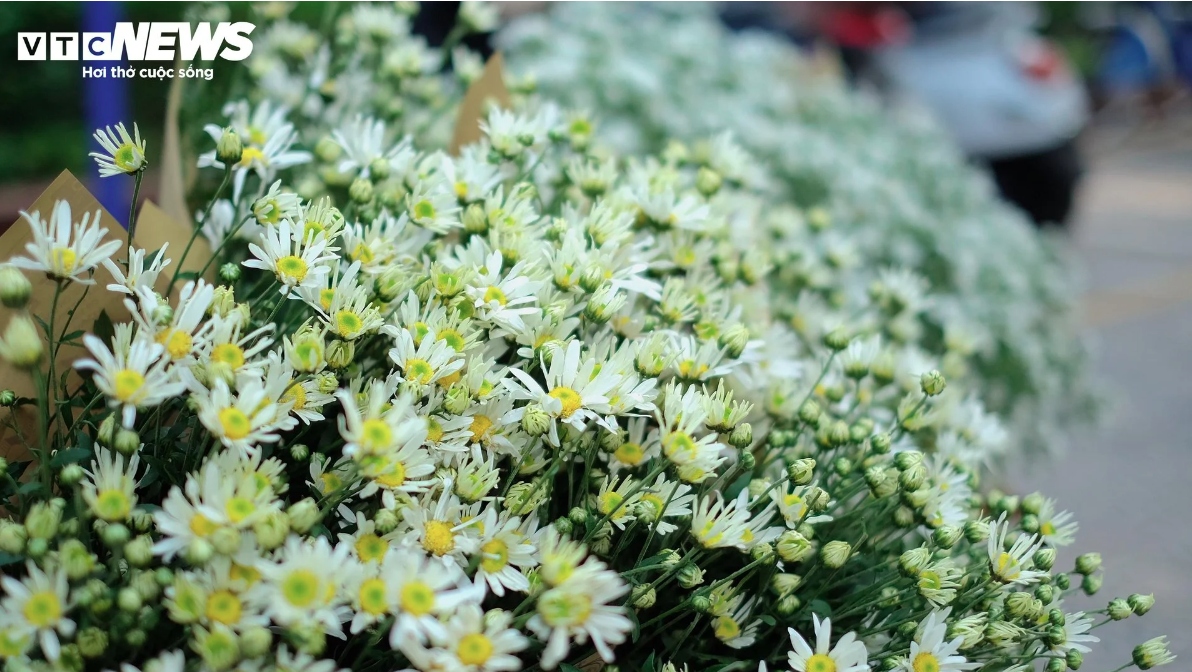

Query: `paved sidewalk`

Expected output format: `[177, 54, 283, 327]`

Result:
[1006, 123, 1192, 668]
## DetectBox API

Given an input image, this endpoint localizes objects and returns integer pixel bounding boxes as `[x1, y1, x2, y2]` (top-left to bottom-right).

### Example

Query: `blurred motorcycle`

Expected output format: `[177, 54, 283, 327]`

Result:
[821, 2, 1092, 226]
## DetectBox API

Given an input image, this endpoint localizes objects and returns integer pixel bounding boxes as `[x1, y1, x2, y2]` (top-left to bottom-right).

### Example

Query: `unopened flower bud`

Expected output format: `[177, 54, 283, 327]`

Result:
[59, 539, 95, 579]
[117, 587, 142, 612]
[1065, 650, 1083, 670]
[750, 542, 776, 564]
[77, 627, 108, 658]
[631, 584, 656, 609]
[59, 463, 85, 485]
[695, 166, 722, 196]
[239, 626, 272, 658]
[899, 463, 927, 491]
[776, 594, 801, 616]
[1035, 584, 1055, 604]
[1075, 552, 1101, 576]
[0, 266, 32, 309]
[253, 510, 289, 550]
[349, 177, 374, 204]
[290, 443, 310, 461]
[965, 520, 990, 543]
[821, 540, 851, 568]
[1049, 609, 1066, 626]
[521, 404, 550, 437]
[798, 399, 821, 425]
[806, 487, 831, 512]
[1034, 547, 1056, 571]
[25, 500, 62, 539]
[729, 422, 753, 450]
[218, 262, 241, 283]
[893, 506, 917, 528]
[124, 535, 153, 567]
[0, 520, 26, 554]
[787, 458, 816, 485]
[900, 547, 931, 576]
[690, 594, 712, 613]
[0, 314, 43, 369]
[933, 525, 962, 549]
[1020, 514, 1040, 534]
[1045, 657, 1067, 672]
[827, 420, 851, 447]
[920, 370, 946, 396]
[216, 128, 243, 164]
[114, 428, 140, 456]
[894, 450, 922, 470]
[1054, 573, 1071, 590]
[1081, 573, 1102, 595]
[325, 339, 355, 369]
[1006, 592, 1038, 620]
[870, 432, 891, 454]
[1108, 598, 1133, 621]
[0, 389, 14, 407]
[677, 563, 704, 589]
[823, 328, 851, 352]
[1128, 593, 1155, 616]
[777, 530, 813, 563]
[287, 498, 321, 533]
[719, 323, 750, 359]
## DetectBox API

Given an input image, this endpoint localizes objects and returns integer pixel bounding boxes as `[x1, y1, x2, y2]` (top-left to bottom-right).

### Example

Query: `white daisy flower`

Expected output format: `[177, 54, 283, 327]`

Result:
[124, 280, 216, 364]
[405, 604, 528, 672]
[400, 485, 482, 564]
[1036, 498, 1079, 547]
[690, 489, 753, 551]
[198, 100, 312, 202]
[386, 547, 479, 646]
[505, 340, 622, 446]
[0, 563, 76, 661]
[466, 250, 543, 333]
[192, 377, 284, 454]
[472, 507, 537, 597]
[9, 201, 121, 284]
[102, 244, 170, 295]
[90, 122, 146, 177]
[987, 513, 1046, 587]
[75, 333, 183, 428]
[244, 220, 336, 294]
[787, 614, 869, 672]
[254, 536, 351, 637]
[635, 473, 694, 535]
[527, 559, 631, 670]
[902, 608, 978, 672]
[386, 326, 466, 388]
[81, 447, 141, 522]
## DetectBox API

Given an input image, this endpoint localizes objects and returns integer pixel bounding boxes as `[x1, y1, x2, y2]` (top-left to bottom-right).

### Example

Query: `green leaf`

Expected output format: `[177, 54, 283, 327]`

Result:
[808, 599, 832, 618]
[92, 310, 115, 346]
[642, 651, 657, 672]
[6, 459, 30, 481]
[50, 447, 92, 467]
[60, 329, 85, 343]
[0, 552, 21, 567]
[560, 665, 582, 672]
[17, 481, 47, 498]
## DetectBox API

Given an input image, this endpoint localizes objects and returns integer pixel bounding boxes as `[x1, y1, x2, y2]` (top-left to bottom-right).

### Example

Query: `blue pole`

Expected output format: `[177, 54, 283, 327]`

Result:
[83, 2, 131, 227]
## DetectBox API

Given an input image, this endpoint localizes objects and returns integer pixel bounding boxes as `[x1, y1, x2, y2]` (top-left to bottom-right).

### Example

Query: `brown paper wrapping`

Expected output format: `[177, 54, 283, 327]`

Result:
[0, 172, 209, 466]
[450, 53, 512, 155]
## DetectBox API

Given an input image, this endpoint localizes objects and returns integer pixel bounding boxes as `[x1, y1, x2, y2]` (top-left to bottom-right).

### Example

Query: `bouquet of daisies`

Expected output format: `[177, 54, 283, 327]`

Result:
[498, 3, 1100, 458]
[0, 5, 1170, 672]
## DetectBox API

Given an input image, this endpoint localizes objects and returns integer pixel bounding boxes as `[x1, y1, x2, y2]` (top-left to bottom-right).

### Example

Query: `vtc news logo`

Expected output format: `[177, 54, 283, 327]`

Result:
[17, 22, 256, 61]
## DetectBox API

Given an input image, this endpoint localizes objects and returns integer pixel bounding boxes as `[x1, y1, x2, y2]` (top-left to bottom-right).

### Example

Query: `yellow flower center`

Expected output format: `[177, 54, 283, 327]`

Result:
[51, 246, 77, 275]
[205, 590, 243, 625]
[282, 383, 307, 411]
[374, 460, 406, 489]
[483, 286, 508, 306]
[320, 472, 343, 495]
[238, 146, 266, 168]
[94, 488, 132, 521]
[229, 563, 260, 585]
[1040, 521, 1056, 536]
[438, 328, 465, 352]
[913, 652, 940, 672]
[422, 520, 456, 556]
[405, 358, 435, 385]
[470, 415, 494, 444]
[714, 615, 741, 642]
[613, 442, 645, 466]
[22, 591, 62, 628]
[639, 493, 666, 521]
[157, 329, 194, 360]
[319, 288, 335, 312]
[453, 181, 469, 201]
[276, 255, 308, 284]
[212, 343, 245, 369]
[359, 577, 389, 615]
[662, 431, 698, 462]
[538, 588, 592, 627]
[994, 552, 1020, 580]
[426, 416, 444, 443]
[0, 627, 31, 658]
[114, 144, 142, 172]
[677, 359, 709, 380]
[360, 418, 393, 452]
[225, 496, 256, 524]
[807, 654, 838, 672]
[112, 369, 145, 402]
[190, 513, 217, 537]
[218, 407, 251, 440]
[457, 633, 494, 666]
[548, 386, 582, 418]
[355, 534, 389, 562]
[350, 243, 374, 265]
[480, 538, 510, 573]
[412, 200, 436, 221]
[399, 581, 435, 616]
[281, 569, 320, 607]
[597, 491, 627, 520]
[438, 370, 463, 388]
[335, 310, 363, 339]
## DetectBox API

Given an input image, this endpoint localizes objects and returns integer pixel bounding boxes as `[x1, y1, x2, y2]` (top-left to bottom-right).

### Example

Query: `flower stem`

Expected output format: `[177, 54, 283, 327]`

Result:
[126, 168, 144, 252]
[168, 165, 232, 296]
